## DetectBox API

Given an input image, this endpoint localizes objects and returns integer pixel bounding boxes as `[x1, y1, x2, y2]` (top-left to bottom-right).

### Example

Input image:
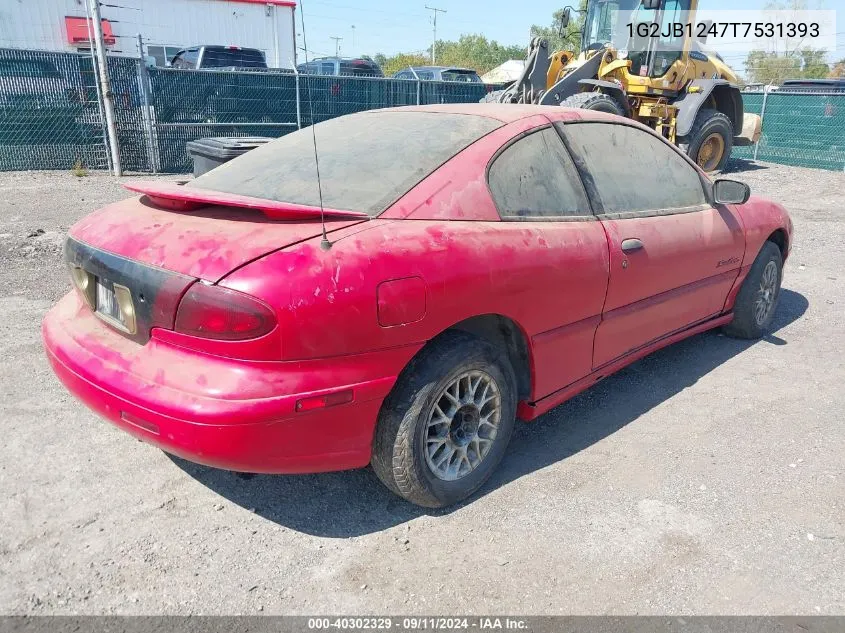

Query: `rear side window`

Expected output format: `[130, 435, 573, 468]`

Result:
[190, 111, 501, 216]
[487, 128, 591, 219]
[172, 49, 199, 69]
[201, 47, 266, 68]
[339, 61, 382, 76]
[561, 122, 707, 214]
[442, 70, 481, 83]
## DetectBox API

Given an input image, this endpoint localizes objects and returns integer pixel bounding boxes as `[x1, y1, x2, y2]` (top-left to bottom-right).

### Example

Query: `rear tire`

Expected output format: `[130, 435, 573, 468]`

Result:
[560, 91, 625, 116]
[723, 241, 783, 339]
[371, 331, 517, 508]
[681, 108, 733, 172]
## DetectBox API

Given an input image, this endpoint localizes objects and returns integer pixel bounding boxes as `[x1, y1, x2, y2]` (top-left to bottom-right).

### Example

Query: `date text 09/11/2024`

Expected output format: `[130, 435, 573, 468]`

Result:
[626, 21, 820, 39]
[307, 617, 529, 630]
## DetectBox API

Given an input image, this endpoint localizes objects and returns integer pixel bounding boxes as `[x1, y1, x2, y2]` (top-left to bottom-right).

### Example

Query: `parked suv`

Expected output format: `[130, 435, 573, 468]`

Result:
[297, 57, 383, 77]
[170, 46, 268, 70]
[393, 66, 482, 83]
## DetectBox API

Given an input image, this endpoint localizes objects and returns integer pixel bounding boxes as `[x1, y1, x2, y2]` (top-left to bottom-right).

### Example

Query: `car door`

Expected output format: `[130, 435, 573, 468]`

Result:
[486, 126, 610, 398]
[558, 121, 745, 368]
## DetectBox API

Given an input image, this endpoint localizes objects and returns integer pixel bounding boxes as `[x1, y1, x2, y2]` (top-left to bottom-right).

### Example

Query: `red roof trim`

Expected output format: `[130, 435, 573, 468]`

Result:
[226, 0, 296, 6]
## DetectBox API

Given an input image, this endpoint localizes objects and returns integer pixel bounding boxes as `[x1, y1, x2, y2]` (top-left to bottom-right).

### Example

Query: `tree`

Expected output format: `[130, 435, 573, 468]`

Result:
[432, 35, 526, 75]
[744, 48, 830, 84]
[529, 2, 587, 54]
[377, 53, 432, 76]
[800, 48, 831, 79]
[827, 58, 845, 79]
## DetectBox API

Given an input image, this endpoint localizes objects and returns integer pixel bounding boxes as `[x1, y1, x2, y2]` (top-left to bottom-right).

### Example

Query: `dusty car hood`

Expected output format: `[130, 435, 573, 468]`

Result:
[69, 196, 364, 282]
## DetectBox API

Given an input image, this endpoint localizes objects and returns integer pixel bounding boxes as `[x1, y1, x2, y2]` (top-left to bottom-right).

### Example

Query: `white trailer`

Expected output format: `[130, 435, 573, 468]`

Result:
[0, 0, 297, 68]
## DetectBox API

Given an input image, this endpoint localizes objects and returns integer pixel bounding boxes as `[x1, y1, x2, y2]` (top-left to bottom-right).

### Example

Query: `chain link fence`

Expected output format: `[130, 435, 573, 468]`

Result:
[1, 47, 843, 174]
[733, 89, 845, 171]
[0, 48, 108, 171]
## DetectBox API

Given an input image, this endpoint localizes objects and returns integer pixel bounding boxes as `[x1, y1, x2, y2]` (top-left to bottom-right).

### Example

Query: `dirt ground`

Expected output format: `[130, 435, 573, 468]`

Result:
[0, 160, 843, 615]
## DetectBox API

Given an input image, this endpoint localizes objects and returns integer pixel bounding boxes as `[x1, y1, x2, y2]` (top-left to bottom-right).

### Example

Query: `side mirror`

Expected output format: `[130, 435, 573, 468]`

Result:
[713, 179, 750, 205]
[559, 7, 571, 33]
[697, 19, 712, 43]
[642, 0, 661, 10]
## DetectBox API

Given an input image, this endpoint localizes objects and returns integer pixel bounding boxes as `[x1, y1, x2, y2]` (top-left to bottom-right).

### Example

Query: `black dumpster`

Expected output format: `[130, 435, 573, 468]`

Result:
[186, 137, 273, 177]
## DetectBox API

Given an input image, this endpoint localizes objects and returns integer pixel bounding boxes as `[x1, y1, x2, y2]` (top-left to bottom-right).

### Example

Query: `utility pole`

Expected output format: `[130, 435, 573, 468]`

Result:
[330, 36, 342, 57]
[351, 25, 356, 51]
[425, 5, 446, 64]
[88, 0, 121, 175]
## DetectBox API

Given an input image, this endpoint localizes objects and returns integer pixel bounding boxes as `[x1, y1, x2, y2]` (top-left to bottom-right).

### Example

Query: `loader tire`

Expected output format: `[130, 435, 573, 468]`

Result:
[681, 108, 733, 173]
[560, 91, 625, 116]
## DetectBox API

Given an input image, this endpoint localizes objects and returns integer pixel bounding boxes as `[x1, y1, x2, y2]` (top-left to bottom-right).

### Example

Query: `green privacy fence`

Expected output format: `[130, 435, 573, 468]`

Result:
[146, 68, 498, 172]
[733, 90, 845, 171]
[0, 48, 109, 171]
[1, 47, 844, 173]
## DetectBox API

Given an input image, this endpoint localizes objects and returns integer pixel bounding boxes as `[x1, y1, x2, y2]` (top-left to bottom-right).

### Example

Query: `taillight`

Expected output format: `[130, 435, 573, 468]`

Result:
[174, 283, 276, 341]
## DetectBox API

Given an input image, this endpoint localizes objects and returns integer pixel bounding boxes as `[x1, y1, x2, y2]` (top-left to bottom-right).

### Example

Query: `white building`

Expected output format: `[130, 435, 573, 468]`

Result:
[0, 0, 297, 68]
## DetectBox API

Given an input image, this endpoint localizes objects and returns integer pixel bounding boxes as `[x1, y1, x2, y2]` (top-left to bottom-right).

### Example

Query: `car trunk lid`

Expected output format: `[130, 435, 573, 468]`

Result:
[69, 183, 367, 282]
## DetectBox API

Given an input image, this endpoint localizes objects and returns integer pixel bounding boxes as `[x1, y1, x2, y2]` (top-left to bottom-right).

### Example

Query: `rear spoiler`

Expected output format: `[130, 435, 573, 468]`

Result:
[122, 180, 369, 220]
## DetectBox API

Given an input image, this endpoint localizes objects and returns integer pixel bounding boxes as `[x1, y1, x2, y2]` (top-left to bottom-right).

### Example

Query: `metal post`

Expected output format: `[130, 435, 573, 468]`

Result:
[88, 0, 122, 176]
[136, 34, 159, 173]
[292, 63, 302, 129]
[408, 67, 421, 105]
[84, 11, 111, 172]
[753, 84, 772, 161]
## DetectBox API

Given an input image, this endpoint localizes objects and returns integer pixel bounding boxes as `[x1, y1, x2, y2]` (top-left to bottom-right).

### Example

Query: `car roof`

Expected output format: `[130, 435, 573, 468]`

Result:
[782, 78, 845, 86]
[373, 103, 600, 124]
[307, 56, 377, 63]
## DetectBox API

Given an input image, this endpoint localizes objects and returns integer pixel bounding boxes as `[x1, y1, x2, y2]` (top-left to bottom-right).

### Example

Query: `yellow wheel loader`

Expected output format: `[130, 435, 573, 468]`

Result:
[495, 0, 762, 171]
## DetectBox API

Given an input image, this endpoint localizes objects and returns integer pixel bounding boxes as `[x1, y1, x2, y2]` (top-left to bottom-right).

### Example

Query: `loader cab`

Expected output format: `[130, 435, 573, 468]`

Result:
[581, 0, 694, 87]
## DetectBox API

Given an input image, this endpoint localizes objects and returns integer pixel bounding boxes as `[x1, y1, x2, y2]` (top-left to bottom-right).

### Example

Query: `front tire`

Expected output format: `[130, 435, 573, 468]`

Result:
[560, 91, 626, 116]
[681, 108, 733, 172]
[371, 331, 517, 508]
[723, 241, 783, 339]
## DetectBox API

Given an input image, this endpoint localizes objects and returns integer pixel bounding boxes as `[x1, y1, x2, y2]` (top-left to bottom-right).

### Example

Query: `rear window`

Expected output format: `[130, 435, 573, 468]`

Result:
[339, 60, 383, 77]
[441, 70, 481, 83]
[189, 111, 501, 216]
[201, 47, 266, 68]
[0, 60, 61, 78]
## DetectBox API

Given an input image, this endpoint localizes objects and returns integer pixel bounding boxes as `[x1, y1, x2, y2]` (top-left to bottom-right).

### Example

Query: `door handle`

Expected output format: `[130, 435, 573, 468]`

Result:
[621, 238, 644, 253]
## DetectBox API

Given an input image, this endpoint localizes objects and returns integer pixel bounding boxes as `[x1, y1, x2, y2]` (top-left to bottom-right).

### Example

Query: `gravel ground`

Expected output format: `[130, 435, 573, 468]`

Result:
[0, 160, 843, 615]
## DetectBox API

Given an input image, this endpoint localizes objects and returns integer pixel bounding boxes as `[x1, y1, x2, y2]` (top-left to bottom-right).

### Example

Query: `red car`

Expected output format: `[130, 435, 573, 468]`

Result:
[42, 104, 792, 507]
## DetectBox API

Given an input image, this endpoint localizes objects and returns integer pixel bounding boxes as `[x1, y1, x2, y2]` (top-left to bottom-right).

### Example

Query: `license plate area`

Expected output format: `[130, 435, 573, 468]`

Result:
[65, 237, 196, 345]
[95, 277, 136, 334]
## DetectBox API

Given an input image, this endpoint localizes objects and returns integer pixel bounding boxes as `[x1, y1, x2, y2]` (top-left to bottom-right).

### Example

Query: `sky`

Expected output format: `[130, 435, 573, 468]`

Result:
[294, 0, 845, 74]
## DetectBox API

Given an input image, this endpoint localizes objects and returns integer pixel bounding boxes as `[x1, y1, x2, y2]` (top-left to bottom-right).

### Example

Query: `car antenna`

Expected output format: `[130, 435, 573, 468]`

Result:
[299, 0, 332, 251]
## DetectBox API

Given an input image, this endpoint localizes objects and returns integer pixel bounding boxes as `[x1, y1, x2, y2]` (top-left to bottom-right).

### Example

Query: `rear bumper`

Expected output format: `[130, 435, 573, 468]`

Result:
[43, 292, 416, 474]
